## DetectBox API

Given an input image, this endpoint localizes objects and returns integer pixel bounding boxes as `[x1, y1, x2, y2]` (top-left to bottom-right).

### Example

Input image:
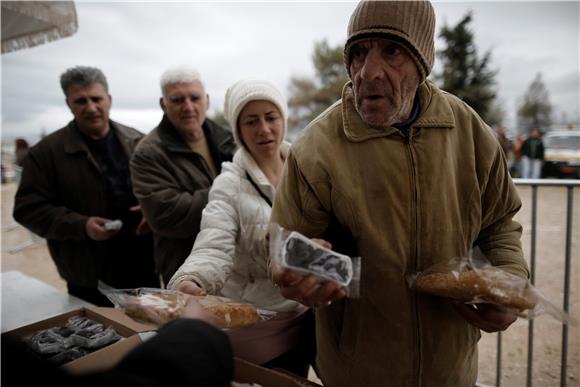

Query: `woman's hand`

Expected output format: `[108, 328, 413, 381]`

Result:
[176, 280, 207, 296]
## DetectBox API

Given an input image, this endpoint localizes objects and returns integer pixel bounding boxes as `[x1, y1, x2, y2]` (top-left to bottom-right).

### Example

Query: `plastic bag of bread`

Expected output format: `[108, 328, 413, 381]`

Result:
[98, 282, 262, 328]
[269, 223, 361, 297]
[409, 252, 574, 323]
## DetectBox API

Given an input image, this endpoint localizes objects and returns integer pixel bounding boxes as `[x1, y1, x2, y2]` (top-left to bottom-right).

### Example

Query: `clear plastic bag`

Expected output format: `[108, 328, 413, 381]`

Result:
[269, 224, 361, 298]
[408, 252, 575, 324]
[98, 282, 273, 328]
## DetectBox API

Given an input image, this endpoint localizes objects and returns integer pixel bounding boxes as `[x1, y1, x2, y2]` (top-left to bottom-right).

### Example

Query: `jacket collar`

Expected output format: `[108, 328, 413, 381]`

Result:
[342, 80, 455, 142]
[157, 115, 236, 162]
[63, 120, 139, 156]
[234, 141, 291, 199]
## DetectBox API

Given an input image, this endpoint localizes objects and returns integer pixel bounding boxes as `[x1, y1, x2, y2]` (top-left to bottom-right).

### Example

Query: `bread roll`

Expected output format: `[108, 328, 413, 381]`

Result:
[415, 269, 538, 310]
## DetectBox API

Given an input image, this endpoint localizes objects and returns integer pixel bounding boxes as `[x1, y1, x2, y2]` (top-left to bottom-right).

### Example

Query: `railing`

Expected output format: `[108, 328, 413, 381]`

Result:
[493, 178, 579, 387]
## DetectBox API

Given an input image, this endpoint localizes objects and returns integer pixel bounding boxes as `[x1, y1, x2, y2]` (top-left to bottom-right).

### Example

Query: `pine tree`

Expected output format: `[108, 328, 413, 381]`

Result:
[436, 12, 497, 123]
[517, 73, 552, 133]
[287, 39, 348, 132]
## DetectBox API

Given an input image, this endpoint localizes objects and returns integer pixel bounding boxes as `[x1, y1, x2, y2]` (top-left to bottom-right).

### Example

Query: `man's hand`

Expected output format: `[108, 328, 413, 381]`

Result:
[273, 268, 347, 307]
[271, 237, 347, 307]
[130, 205, 151, 235]
[85, 217, 119, 241]
[453, 302, 518, 333]
[176, 280, 207, 296]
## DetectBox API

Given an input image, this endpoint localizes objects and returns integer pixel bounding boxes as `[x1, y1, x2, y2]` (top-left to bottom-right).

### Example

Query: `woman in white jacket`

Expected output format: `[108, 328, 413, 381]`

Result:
[167, 79, 314, 376]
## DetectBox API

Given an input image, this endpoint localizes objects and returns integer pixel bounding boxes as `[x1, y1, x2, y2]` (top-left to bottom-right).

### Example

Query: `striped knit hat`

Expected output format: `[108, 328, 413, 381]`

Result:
[344, 0, 436, 83]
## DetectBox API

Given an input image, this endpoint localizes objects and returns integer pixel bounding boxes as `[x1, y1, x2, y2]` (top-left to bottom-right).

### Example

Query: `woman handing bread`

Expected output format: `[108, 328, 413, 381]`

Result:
[167, 79, 314, 376]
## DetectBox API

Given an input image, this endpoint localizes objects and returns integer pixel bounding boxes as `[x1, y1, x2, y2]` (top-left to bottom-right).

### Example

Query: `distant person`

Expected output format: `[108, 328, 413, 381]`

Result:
[2, 296, 233, 387]
[495, 126, 514, 170]
[131, 65, 235, 286]
[270, 1, 529, 386]
[512, 133, 526, 178]
[13, 66, 158, 306]
[14, 138, 29, 167]
[168, 79, 315, 376]
[521, 128, 545, 179]
[13, 138, 29, 184]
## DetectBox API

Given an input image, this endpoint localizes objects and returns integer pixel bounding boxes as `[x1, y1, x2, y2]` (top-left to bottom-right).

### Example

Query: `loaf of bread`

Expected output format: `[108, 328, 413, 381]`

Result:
[203, 302, 259, 328]
[125, 292, 186, 325]
[415, 269, 538, 310]
[124, 292, 259, 328]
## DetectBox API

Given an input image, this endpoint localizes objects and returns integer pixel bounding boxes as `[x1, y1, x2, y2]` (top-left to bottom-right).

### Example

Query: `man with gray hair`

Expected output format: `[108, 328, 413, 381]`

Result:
[271, 1, 529, 386]
[131, 65, 235, 285]
[14, 66, 158, 306]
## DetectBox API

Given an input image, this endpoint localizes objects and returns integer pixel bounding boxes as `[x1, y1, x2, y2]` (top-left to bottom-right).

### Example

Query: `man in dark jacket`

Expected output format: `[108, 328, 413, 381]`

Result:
[130, 65, 235, 286]
[13, 66, 158, 306]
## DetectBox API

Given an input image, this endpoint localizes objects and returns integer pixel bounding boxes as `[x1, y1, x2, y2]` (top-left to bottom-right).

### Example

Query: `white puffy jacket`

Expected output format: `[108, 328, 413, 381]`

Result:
[168, 142, 299, 312]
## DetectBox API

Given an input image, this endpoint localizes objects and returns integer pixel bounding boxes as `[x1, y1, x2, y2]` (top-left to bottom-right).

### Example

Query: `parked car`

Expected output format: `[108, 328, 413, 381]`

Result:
[542, 130, 580, 178]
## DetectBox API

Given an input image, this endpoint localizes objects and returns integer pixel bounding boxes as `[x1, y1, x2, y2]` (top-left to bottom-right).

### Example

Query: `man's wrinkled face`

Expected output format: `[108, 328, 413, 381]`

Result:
[66, 82, 111, 138]
[161, 80, 209, 138]
[349, 38, 421, 128]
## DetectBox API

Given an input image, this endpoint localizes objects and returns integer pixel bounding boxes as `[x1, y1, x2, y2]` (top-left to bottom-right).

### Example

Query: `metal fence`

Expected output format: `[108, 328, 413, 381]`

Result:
[493, 179, 580, 387]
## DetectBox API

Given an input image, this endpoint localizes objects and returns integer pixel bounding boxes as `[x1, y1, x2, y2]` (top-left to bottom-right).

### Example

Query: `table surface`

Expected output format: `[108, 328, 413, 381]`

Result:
[1, 270, 92, 333]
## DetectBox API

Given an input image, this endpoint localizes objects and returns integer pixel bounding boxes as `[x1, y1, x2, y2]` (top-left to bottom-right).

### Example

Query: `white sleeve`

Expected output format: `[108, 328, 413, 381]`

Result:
[167, 172, 240, 293]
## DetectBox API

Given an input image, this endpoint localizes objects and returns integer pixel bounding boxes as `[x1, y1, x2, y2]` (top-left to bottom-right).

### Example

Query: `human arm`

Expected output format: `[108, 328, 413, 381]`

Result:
[474, 146, 528, 278]
[167, 173, 240, 294]
[270, 152, 347, 307]
[462, 141, 528, 331]
[13, 145, 106, 241]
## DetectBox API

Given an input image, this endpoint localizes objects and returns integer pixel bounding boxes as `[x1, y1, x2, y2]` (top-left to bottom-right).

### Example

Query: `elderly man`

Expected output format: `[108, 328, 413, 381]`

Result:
[14, 66, 158, 306]
[271, 1, 529, 386]
[131, 66, 235, 286]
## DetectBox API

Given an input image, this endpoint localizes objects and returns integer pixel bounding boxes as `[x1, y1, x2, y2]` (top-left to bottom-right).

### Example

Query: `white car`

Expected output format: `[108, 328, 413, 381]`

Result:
[542, 130, 580, 178]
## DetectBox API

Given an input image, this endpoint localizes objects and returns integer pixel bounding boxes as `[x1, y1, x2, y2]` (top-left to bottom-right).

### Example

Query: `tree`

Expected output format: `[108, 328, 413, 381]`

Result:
[517, 73, 552, 133]
[287, 39, 348, 131]
[435, 12, 497, 123]
[209, 110, 229, 130]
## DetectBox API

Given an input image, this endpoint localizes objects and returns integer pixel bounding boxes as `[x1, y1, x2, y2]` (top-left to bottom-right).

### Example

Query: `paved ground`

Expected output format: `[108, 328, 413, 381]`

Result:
[2, 182, 579, 386]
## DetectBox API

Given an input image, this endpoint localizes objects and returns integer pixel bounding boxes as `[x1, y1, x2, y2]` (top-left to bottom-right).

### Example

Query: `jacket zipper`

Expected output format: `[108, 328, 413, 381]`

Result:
[405, 129, 422, 387]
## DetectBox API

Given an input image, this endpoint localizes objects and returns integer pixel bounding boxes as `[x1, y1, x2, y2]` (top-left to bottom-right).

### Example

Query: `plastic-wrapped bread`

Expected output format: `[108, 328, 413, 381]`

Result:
[124, 291, 259, 328]
[415, 268, 538, 310]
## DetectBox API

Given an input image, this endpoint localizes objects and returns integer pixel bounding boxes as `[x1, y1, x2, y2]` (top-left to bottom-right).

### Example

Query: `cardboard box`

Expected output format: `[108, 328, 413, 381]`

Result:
[5, 308, 322, 386]
[234, 358, 323, 387]
[2, 307, 155, 374]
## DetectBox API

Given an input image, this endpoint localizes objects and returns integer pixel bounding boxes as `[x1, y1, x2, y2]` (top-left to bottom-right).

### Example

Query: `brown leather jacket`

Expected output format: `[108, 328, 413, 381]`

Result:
[272, 80, 528, 387]
[130, 116, 235, 285]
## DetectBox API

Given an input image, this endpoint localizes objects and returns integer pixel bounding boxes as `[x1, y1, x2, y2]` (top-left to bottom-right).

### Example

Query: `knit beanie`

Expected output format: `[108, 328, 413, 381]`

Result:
[344, 0, 436, 83]
[223, 78, 288, 147]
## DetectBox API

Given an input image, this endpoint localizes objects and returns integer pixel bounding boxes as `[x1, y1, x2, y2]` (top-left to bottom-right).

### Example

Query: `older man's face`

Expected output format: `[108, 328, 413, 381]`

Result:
[161, 80, 209, 140]
[349, 38, 420, 128]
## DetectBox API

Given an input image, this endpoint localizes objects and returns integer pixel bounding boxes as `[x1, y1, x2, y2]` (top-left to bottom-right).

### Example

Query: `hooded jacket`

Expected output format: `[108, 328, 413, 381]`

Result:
[130, 116, 235, 285]
[271, 80, 528, 387]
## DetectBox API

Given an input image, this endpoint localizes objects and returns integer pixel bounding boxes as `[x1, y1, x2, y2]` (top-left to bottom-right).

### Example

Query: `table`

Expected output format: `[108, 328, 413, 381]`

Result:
[1, 271, 92, 333]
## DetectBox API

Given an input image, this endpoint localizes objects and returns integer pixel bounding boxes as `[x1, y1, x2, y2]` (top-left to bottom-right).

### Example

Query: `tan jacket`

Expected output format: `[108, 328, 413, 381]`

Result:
[271, 80, 528, 387]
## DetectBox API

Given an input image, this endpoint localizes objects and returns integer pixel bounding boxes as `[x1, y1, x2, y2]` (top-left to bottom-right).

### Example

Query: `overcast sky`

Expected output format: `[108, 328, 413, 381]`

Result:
[1, 1, 579, 145]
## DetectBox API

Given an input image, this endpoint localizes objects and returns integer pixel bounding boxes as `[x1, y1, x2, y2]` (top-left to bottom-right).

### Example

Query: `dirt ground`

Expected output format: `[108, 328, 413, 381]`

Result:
[1, 182, 578, 386]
